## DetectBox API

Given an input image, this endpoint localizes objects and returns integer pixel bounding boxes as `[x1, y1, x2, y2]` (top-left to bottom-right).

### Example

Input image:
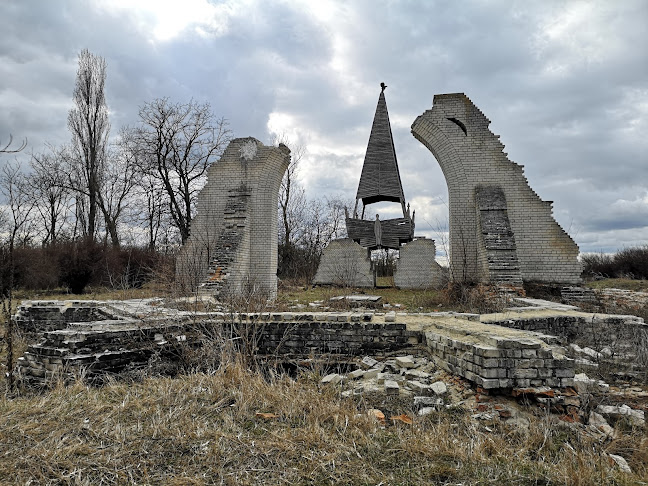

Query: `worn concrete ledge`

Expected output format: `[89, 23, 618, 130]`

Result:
[480, 308, 646, 347]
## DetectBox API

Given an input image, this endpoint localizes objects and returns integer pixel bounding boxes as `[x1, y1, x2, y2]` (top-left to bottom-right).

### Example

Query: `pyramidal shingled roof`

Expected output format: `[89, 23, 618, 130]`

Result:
[355, 87, 406, 205]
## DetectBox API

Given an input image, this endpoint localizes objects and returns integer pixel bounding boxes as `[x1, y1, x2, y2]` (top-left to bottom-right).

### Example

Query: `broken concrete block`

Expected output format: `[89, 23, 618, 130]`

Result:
[596, 404, 645, 426]
[405, 369, 431, 380]
[348, 369, 365, 380]
[414, 396, 444, 408]
[385, 380, 400, 395]
[408, 381, 430, 393]
[608, 454, 632, 474]
[395, 356, 416, 369]
[363, 368, 380, 379]
[589, 411, 616, 438]
[360, 356, 378, 369]
[321, 373, 343, 385]
[430, 381, 447, 395]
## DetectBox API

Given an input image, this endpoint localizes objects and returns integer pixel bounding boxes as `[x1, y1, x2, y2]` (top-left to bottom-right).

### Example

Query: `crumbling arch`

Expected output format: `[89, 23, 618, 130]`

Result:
[412, 93, 581, 285]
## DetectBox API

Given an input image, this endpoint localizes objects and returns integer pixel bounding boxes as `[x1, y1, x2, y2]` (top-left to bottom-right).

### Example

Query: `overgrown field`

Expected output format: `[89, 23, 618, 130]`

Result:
[2, 281, 648, 484]
[1, 364, 646, 485]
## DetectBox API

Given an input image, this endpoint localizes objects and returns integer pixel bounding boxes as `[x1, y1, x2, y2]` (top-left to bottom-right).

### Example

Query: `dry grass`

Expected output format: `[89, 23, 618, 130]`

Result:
[585, 278, 648, 292]
[1, 363, 646, 485]
[12, 285, 166, 303]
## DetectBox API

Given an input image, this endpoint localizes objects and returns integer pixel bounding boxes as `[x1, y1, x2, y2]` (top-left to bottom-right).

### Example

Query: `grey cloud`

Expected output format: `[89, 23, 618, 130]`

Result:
[1, 0, 646, 256]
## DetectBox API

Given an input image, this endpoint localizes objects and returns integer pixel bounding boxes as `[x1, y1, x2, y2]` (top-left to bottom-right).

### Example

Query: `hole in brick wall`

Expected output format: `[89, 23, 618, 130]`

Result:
[447, 117, 467, 136]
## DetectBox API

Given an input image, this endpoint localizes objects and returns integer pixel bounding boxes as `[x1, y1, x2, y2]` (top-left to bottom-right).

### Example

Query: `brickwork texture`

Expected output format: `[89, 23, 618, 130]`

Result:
[176, 137, 290, 299]
[411, 93, 581, 284]
[393, 238, 444, 289]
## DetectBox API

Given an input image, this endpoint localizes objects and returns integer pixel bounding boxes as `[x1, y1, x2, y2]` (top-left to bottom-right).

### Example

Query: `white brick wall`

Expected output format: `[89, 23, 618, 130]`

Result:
[394, 238, 444, 289]
[412, 94, 581, 284]
[313, 238, 374, 287]
[177, 137, 291, 299]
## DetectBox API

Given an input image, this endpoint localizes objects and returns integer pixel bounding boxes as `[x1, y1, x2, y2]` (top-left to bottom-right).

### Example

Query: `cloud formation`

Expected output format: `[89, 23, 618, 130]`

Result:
[0, 0, 646, 254]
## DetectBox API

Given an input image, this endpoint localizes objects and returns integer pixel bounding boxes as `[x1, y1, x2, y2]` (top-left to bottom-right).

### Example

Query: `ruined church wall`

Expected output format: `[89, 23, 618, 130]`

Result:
[412, 94, 581, 284]
[177, 138, 290, 298]
[313, 239, 374, 287]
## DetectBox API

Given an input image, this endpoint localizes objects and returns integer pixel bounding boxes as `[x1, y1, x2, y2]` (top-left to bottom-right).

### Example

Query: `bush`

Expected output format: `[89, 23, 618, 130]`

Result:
[582, 245, 648, 280]
[0, 240, 165, 295]
[56, 239, 104, 294]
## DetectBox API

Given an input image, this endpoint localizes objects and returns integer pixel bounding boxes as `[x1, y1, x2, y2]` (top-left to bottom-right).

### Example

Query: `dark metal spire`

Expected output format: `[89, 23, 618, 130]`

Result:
[355, 84, 405, 206]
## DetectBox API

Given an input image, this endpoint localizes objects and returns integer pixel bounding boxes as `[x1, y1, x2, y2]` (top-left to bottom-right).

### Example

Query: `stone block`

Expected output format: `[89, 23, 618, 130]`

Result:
[384, 380, 400, 395]
[395, 356, 416, 369]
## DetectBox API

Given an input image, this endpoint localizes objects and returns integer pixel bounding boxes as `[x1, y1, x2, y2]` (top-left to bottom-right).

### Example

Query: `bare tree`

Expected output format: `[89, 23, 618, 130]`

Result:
[1, 162, 37, 248]
[0, 162, 36, 390]
[0, 135, 27, 154]
[299, 196, 348, 257]
[29, 146, 73, 245]
[276, 139, 306, 248]
[120, 129, 170, 250]
[131, 98, 232, 243]
[96, 141, 138, 247]
[67, 49, 110, 240]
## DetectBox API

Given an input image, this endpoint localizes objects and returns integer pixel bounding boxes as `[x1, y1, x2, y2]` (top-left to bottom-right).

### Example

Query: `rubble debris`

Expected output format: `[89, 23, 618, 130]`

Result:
[588, 411, 616, 438]
[321, 373, 343, 385]
[573, 373, 609, 394]
[596, 404, 645, 427]
[430, 381, 448, 395]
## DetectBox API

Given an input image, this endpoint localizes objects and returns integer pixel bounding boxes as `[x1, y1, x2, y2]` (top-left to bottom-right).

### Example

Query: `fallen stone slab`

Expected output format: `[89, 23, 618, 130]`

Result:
[360, 356, 378, 369]
[430, 381, 448, 395]
[330, 294, 381, 302]
[608, 454, 632, 474]
[395, 356, 416, 369]
[321, 373, 343, 385]
[414, 396, 444, 408]
[384, 380, 400, 395]
[348, 369, 365, 379]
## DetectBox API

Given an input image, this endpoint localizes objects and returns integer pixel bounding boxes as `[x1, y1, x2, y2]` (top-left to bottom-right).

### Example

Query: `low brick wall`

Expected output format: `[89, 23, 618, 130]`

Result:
[13, 301, 112, 333]
[22, 300, 642, 392]
[421, 317, 574, 389]
[482, 312, 646, 348]
[17, 310, 421, 386]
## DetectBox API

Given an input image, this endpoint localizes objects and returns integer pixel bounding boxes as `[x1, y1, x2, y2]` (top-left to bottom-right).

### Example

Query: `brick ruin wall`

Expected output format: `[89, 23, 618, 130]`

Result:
[176, 138, 290, 299]
[314, 237, 444, 289]
[482, 313, 646, 350]
[475, 186, 524, 288]
[411, 93, 581, 285]
[16, 301, 578, 391]
[393, 238, 444, 289]
[13, 300, 113, 333]
[423, 317, 575, 389]
[313, 238, 374, 287]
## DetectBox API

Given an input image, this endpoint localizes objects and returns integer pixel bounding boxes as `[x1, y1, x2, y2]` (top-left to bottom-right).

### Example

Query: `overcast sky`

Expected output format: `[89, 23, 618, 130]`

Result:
[1, 0, 646, 255]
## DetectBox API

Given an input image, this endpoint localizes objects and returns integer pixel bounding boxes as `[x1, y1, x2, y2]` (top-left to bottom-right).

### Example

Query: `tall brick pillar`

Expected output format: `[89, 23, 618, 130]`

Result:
[177, 137, 291, 299]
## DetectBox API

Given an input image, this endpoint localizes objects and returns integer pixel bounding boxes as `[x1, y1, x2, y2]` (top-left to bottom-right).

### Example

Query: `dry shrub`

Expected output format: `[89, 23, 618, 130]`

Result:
[441, 281, 504, 314]
[583, 245, 648, 280]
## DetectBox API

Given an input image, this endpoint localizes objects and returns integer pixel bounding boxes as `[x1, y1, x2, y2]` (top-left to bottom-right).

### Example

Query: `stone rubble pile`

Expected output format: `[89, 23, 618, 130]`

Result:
[321, 354, 448, 400]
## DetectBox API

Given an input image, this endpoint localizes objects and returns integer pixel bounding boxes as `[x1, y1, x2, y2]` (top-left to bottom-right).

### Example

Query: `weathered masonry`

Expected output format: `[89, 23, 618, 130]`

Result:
[177, 138, 290, 299]
[17, 299, 634, 391]
[412, 94, 581, 285]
